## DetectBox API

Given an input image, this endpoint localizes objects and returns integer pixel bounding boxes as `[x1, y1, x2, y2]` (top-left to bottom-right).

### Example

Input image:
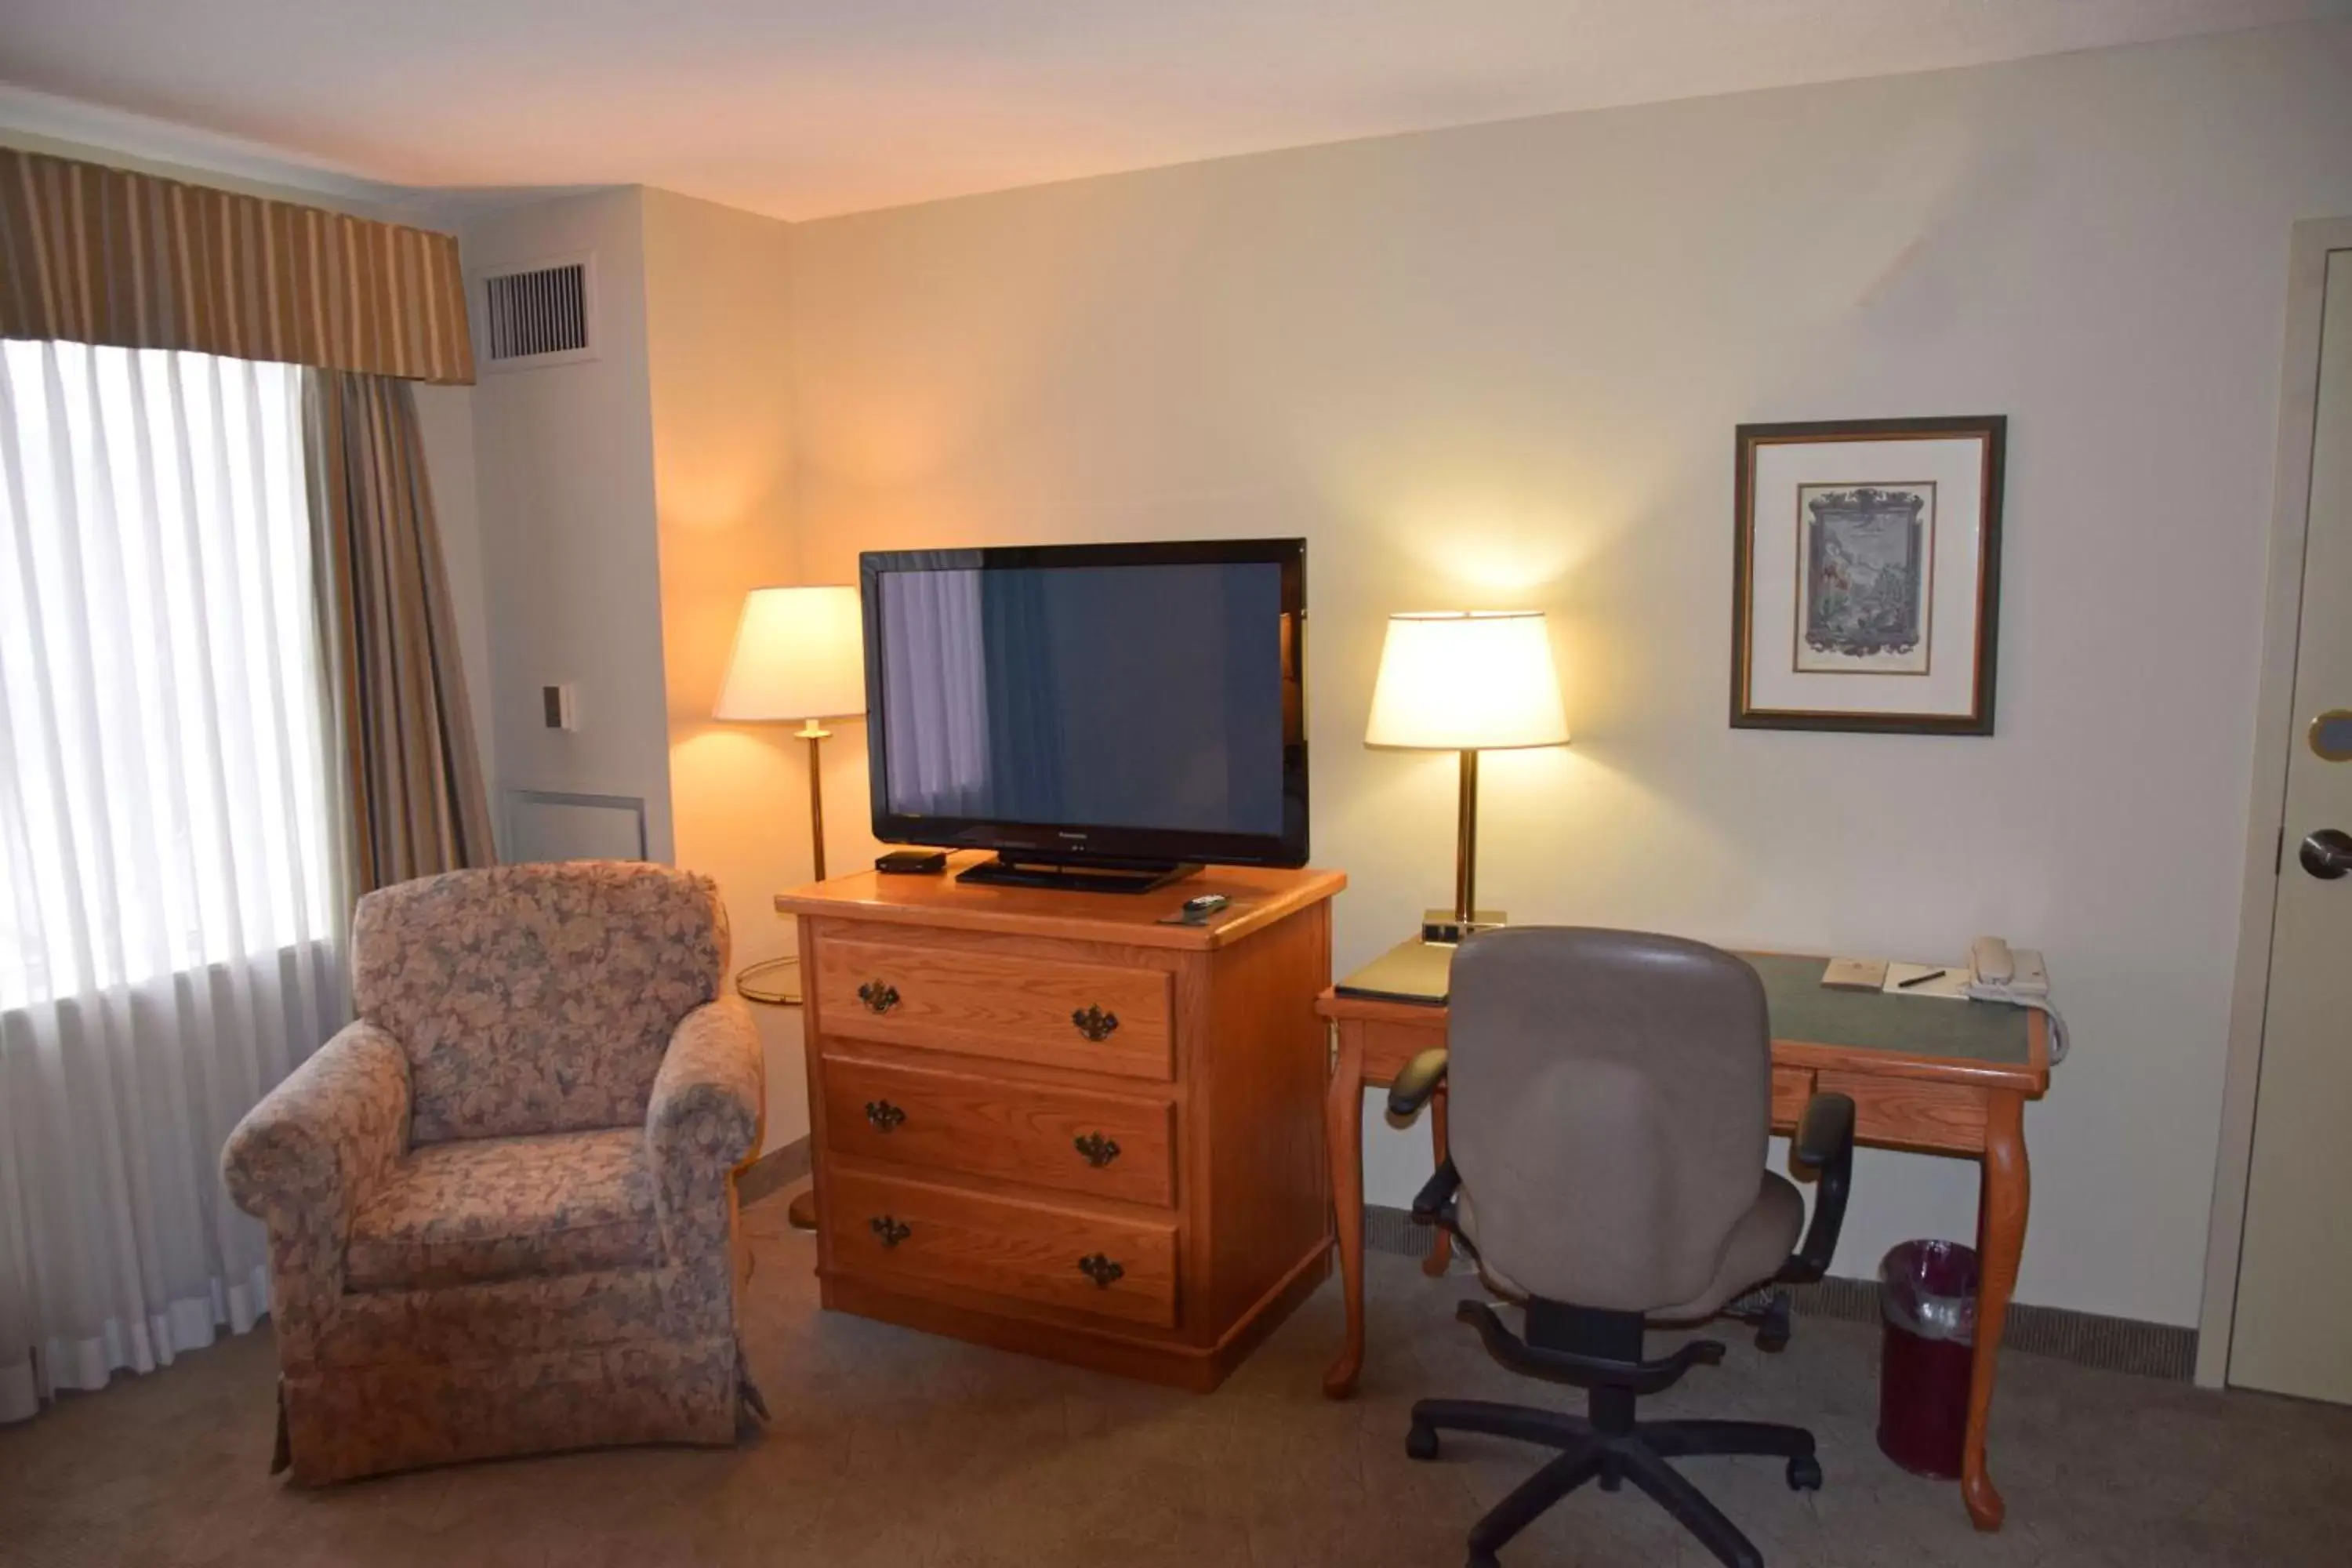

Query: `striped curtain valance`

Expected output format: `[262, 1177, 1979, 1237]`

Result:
[0, 148, 474, 385]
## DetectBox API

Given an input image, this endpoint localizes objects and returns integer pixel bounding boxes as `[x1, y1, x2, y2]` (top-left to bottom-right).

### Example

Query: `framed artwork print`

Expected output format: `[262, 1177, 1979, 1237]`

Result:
[1732, 416, 2005, 734]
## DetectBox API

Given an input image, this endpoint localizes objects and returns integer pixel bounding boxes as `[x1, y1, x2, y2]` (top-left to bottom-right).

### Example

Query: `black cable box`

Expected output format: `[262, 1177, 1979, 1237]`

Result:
[875, 849, 948, 875]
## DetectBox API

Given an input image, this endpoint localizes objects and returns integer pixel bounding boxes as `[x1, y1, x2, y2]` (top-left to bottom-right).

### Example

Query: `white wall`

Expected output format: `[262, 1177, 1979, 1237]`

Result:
[641, 187, 808, 1153]
[460, 190, 674, 862]
[781, 22, 2352, 1327]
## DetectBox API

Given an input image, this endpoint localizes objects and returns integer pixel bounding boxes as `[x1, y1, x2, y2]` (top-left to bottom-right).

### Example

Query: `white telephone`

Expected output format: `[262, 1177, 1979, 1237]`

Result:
[1967, 937, 2069, 1062]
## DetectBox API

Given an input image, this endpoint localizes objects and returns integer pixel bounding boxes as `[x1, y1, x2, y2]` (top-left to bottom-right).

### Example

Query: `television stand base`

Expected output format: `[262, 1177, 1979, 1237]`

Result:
[955, 855, 1203, 895]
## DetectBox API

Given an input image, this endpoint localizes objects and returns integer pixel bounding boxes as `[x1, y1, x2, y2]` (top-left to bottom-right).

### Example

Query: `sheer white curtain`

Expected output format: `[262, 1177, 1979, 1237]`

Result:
[0, 339, 347, 1424]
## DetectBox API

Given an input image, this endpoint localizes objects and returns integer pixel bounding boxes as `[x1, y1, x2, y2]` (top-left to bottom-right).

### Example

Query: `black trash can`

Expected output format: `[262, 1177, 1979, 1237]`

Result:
[1876, 1240, 1979, 1479]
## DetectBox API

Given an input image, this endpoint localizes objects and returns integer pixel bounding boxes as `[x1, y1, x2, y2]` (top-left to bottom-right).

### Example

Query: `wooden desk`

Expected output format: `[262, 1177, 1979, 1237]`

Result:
[1317, 947, 2049, 1534]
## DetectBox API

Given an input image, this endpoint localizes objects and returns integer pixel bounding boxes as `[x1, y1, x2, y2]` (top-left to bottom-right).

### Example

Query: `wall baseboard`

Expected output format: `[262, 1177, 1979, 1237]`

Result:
[738, 1137, 811, 1206]
[1363, 1203, 2198, 1384]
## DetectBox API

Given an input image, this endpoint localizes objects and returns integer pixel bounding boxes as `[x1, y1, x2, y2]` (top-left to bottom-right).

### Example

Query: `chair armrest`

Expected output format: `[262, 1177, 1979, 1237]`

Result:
[1412, 1158, 1462, 1225]
[1385, 1047, 1450, 1124]
[1778, 1091, 1857, 1286]
[220, 1021, 411, 1362]
[647, 996, 765, 1261]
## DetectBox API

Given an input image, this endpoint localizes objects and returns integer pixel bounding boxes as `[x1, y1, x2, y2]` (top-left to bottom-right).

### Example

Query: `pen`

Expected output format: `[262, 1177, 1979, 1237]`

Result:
[1898, 968, 1948, 989]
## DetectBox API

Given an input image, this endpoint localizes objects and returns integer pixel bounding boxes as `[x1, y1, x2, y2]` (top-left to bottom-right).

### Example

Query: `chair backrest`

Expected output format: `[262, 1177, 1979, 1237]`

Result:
[1448, 927, 1771, 1313]
[353, 862, 730, 1144]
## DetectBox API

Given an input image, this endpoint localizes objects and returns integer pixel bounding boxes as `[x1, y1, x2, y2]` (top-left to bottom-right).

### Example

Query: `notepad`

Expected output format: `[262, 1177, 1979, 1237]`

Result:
[1882, 962, 1970, 1000]
[1820, 957, 1889, 992]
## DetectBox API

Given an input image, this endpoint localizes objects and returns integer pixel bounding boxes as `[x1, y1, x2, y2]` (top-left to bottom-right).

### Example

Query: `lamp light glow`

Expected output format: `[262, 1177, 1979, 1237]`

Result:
[714, 585, 866, 723]
[1365, 610, 1567, 750]
[713, 584, 867, 985]
[1363, 609, 1568, 942]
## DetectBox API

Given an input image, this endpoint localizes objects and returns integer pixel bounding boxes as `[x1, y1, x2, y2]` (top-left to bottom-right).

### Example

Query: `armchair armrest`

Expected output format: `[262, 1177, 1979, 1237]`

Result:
[647, 996, 765, 1262]
[1777, 1091, 1857, 1286]
[220, 1022, 411, 1362]
[1385, 1047, 1450, 1125]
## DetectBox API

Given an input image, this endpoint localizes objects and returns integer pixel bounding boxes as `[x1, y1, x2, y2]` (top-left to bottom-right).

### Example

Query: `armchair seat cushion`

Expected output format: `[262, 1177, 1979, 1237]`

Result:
[345, 1127, 660, 1294]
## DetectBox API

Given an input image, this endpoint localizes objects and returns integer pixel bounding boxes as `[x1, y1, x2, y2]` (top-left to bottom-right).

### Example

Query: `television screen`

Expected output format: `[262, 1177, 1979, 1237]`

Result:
[862, 539, 1307, 873]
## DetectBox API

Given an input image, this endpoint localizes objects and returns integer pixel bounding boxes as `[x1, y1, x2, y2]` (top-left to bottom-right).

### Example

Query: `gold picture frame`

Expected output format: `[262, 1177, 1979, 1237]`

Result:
[1732, 416, 2005, 735]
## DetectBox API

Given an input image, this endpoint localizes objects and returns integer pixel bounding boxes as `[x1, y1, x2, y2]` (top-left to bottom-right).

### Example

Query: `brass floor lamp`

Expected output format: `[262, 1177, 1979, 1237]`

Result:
[716, 584, 868, 1004]
[1364, 610, 1569, 943]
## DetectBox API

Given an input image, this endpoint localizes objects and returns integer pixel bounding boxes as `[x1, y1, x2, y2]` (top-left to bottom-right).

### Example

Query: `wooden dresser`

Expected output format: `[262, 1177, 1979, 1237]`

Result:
[775, 857, 1345, 1391]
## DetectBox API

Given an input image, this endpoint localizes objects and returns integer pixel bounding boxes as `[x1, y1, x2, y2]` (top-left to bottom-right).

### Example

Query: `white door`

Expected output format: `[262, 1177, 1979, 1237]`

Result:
[2232, 246, 2352, 1403]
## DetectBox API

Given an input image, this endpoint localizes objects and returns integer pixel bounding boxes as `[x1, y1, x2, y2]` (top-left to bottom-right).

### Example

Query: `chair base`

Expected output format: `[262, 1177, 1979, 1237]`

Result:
[1407, 1398, 1821, 1568]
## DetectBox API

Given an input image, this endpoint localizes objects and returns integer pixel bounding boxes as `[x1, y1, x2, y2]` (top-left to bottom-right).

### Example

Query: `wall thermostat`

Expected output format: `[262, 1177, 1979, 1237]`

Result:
[542, 684, 578, 731]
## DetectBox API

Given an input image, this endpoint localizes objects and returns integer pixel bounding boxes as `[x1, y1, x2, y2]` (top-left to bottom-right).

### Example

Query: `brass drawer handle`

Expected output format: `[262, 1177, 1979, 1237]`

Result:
[1073, 1131, 1121, 1168]
[869, 1215, 911, 1248]
[1076, 1253, 1125, 1289]
[1070, 1004, 1120, 1042]
[857, 980, 900, 1014]
[865, 1100, 906, 1132]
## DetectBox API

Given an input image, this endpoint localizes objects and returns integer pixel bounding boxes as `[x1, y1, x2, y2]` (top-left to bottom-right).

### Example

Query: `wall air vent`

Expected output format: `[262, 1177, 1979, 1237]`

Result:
[475, 256, 596, 371]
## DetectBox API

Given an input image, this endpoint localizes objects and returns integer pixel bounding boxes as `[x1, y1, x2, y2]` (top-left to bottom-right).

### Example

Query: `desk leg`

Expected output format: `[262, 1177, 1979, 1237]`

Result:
[1422, 1084, 1453, 1277]
[1963, 1090, 2029, 1531]
[1323, 1023, 1367, 1399]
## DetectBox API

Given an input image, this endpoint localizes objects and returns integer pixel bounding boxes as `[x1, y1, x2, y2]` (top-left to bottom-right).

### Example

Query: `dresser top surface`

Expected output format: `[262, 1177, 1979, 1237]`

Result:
[776, 854, 1345, 950]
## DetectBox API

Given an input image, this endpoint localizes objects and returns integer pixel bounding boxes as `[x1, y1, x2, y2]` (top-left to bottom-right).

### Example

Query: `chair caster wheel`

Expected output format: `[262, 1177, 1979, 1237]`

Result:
[1406, 1423, 1440, 1461]
[1786, 1454, 1824, 1492]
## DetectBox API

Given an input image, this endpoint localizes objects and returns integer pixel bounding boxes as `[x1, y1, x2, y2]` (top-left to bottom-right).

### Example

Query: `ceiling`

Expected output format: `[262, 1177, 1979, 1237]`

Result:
[0, 1, 2336, 221]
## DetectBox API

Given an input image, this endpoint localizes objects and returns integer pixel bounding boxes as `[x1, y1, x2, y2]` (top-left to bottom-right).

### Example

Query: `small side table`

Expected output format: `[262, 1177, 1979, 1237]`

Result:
[735, 956, 818, 1230]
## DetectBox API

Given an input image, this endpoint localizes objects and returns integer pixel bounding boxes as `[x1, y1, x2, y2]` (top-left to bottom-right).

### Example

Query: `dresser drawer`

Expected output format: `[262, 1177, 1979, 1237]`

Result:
[813, 937, 1174, 1080]
[826, 1054, 1178, 1207]
[826, 1169, 1179, 1328]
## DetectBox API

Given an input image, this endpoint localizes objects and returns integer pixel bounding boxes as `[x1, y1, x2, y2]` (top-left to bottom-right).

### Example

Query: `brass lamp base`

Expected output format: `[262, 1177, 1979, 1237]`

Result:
[1421, 908, 1508, 946]
[1424, 748, 1504, 946]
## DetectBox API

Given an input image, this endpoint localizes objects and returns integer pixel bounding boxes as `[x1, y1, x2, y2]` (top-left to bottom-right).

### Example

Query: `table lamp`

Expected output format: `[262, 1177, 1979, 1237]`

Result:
[716, 584, 867, 1003]
[1365, 609, 1569, 943]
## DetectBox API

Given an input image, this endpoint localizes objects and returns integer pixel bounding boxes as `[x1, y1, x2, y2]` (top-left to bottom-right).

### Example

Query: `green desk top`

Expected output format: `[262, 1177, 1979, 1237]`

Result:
[1335, 940, 2035, 1069]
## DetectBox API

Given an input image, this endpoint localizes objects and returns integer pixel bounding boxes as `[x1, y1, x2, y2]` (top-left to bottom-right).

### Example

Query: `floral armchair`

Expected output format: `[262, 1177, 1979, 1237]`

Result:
[222, 862, 765, 1484]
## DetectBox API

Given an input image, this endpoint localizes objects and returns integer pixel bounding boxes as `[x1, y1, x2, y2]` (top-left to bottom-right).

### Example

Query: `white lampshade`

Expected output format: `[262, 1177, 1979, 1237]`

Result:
[1364, 610, 1569, 750]
[713, 586, 867, 722]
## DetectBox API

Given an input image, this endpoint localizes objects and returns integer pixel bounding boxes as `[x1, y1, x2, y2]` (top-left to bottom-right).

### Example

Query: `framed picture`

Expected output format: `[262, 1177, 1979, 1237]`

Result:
[1731, 416, 2005, 734]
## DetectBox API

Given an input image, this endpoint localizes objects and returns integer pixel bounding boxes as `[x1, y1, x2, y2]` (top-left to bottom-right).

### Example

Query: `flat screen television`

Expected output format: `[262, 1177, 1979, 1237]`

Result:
[861, 539, 1307, 891]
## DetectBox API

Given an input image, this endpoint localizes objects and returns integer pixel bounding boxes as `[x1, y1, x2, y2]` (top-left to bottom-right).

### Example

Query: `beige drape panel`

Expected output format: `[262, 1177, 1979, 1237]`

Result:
[307, 372, 494, 890]
[0, 147, 474, 384]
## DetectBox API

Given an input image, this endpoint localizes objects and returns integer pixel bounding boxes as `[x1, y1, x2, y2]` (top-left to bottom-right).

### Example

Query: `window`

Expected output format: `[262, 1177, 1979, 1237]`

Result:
[0, 341, 337, 1011]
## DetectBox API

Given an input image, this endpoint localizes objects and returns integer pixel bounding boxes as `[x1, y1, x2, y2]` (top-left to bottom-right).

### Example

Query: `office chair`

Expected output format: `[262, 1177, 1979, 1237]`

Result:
[1386, 927, 1856, 1568]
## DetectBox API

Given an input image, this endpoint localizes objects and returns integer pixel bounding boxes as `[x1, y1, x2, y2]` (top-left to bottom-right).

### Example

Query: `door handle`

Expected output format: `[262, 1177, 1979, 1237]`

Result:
[2300, 828, 2352, 880]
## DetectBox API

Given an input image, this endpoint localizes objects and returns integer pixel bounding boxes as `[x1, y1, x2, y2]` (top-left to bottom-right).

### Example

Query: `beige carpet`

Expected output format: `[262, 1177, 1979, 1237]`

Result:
[5, 1188, 2350, 1567]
